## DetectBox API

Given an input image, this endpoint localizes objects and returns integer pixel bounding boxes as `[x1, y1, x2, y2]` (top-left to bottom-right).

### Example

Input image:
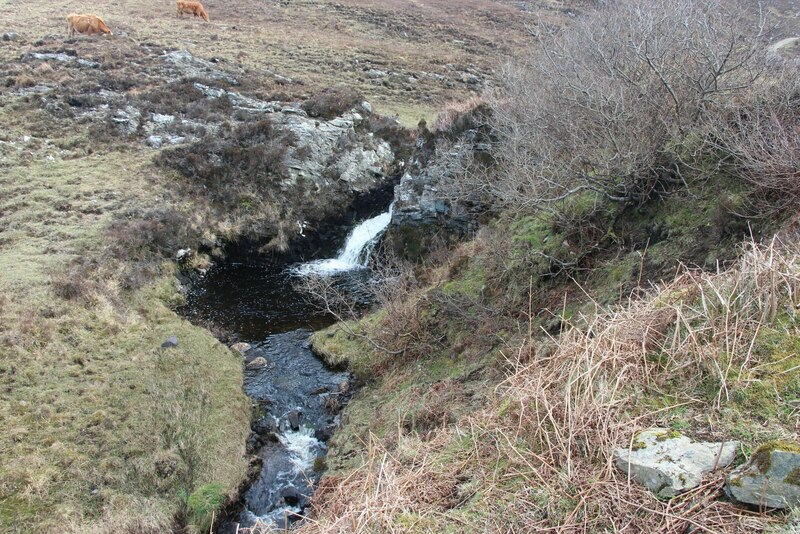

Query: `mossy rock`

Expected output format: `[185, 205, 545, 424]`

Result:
[752, 441, 800, 473]
[725, 440, 800, 509]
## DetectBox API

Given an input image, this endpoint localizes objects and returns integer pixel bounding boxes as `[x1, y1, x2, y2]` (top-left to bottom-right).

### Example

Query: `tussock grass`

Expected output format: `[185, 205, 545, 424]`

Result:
[298, 238, 799, 532]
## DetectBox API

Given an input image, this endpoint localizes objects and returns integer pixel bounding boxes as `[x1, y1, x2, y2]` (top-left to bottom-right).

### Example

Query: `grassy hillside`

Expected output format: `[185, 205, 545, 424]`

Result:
[307, 185, 800, 533]
[308, 246, 800, 532]
[0, 95, 252, 530]
[2, 0, 565, 125]
[0, 0, 565, 531]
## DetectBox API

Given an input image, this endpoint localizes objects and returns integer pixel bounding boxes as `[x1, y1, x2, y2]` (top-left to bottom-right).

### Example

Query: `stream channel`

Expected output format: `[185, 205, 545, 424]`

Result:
[181, 201, 393, 531]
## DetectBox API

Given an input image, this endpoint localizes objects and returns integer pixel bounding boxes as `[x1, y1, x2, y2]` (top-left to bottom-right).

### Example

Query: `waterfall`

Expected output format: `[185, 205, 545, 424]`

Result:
[291, 205, 393, 276]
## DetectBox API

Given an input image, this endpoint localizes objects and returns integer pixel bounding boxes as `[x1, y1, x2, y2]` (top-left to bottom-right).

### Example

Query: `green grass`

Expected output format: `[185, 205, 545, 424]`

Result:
[0, 106, 250, 531]
[376, 101, 439, 129]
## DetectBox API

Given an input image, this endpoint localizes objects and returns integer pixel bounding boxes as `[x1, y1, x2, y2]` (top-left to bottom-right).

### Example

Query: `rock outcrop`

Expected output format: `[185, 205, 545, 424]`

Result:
[162, 49, 240, 85]
[274, 107, 392, 194]
[614, 428, 738, 498]
[725, 441, 800, 509]
[387, 132, 483, 258]
[106, 78, 393, 198]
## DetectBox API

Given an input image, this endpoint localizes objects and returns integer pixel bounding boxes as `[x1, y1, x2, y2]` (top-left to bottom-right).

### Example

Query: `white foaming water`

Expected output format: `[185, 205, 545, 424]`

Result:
[278, 427, 320, 474]
[292, 205, 393, 276]
[243, 427, 321, 528]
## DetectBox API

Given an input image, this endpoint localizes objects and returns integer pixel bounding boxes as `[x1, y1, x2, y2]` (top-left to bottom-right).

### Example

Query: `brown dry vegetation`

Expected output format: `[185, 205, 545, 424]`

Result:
[0, 0, 579, 531]
[294, 1, 800, 531]
[1, 0, 574, 124]
[303, 235, 800, 533]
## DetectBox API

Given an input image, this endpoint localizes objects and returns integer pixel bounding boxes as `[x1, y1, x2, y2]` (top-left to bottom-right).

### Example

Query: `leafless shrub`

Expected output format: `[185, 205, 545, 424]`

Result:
[710, 66, 800, 211]
[479, 0, 768, 212]
[296, 251, 431, 357]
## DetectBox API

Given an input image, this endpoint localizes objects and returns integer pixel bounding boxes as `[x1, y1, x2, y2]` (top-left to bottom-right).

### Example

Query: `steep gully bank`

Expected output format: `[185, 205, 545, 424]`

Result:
[178, 114, 480, 530]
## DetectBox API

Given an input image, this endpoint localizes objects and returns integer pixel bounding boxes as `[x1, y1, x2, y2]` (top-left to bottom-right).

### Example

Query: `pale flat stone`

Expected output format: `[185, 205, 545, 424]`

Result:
[246, 356, 268, 368]
[614, 428, 739, 498]
[230, 342, 252, 354]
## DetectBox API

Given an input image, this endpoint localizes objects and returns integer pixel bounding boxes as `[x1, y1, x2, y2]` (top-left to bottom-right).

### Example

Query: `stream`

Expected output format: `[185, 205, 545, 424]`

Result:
[181, 204, 393, 532]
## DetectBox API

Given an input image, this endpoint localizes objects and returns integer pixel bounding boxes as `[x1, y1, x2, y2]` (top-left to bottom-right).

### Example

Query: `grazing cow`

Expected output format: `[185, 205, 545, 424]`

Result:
[66, 13, 112, 37]
[176, 0, 210, 22]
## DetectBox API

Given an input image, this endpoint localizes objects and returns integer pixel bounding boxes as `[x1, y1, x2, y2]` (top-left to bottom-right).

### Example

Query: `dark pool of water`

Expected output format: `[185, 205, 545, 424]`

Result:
[181, 259, 334, 340]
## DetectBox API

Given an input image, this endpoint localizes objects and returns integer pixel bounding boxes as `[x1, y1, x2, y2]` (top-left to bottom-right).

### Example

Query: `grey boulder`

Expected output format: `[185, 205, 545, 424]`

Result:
[614, 428, 739, 498]
[725, 441, 800, 509]
[245, 356, 268, 368]
[230, 342, 252, 354]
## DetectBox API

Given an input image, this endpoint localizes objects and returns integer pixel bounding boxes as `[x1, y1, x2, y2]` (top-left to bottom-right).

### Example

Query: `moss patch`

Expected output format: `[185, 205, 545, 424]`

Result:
[655, 430, 682, 442]
[752, 441, 800, 473]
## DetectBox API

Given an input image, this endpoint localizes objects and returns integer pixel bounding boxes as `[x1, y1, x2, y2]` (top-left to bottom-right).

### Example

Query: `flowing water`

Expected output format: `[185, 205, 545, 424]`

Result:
[182, 205, 393, 531]
[290, 204, 393, 276]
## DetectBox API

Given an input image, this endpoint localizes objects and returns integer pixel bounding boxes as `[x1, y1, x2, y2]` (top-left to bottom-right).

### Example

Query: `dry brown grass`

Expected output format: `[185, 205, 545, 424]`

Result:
[432, 96, 486, 132]
[1, 0, 570, 124]
[296, 238, 799, 532]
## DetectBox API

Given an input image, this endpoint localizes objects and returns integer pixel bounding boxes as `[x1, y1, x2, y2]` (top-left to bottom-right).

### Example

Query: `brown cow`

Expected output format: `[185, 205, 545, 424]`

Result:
[176, 0, 210, 22]
[66, 13, 112, 37]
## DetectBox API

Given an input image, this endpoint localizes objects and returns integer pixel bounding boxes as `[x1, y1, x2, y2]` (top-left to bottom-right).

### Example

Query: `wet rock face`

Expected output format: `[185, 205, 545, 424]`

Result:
[387, 135, 478, 258]
[725, 441, 800, 509]
[614, 428, 739, 498]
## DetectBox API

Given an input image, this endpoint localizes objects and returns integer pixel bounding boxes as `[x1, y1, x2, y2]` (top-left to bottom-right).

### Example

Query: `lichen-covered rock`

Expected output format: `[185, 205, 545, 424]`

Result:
[614, 428, 739, 498]
[725, 441, 800, 509]
[276, 109, 393, 193]
[112, 105, 141, 135]
[162, 49, 239, 85]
